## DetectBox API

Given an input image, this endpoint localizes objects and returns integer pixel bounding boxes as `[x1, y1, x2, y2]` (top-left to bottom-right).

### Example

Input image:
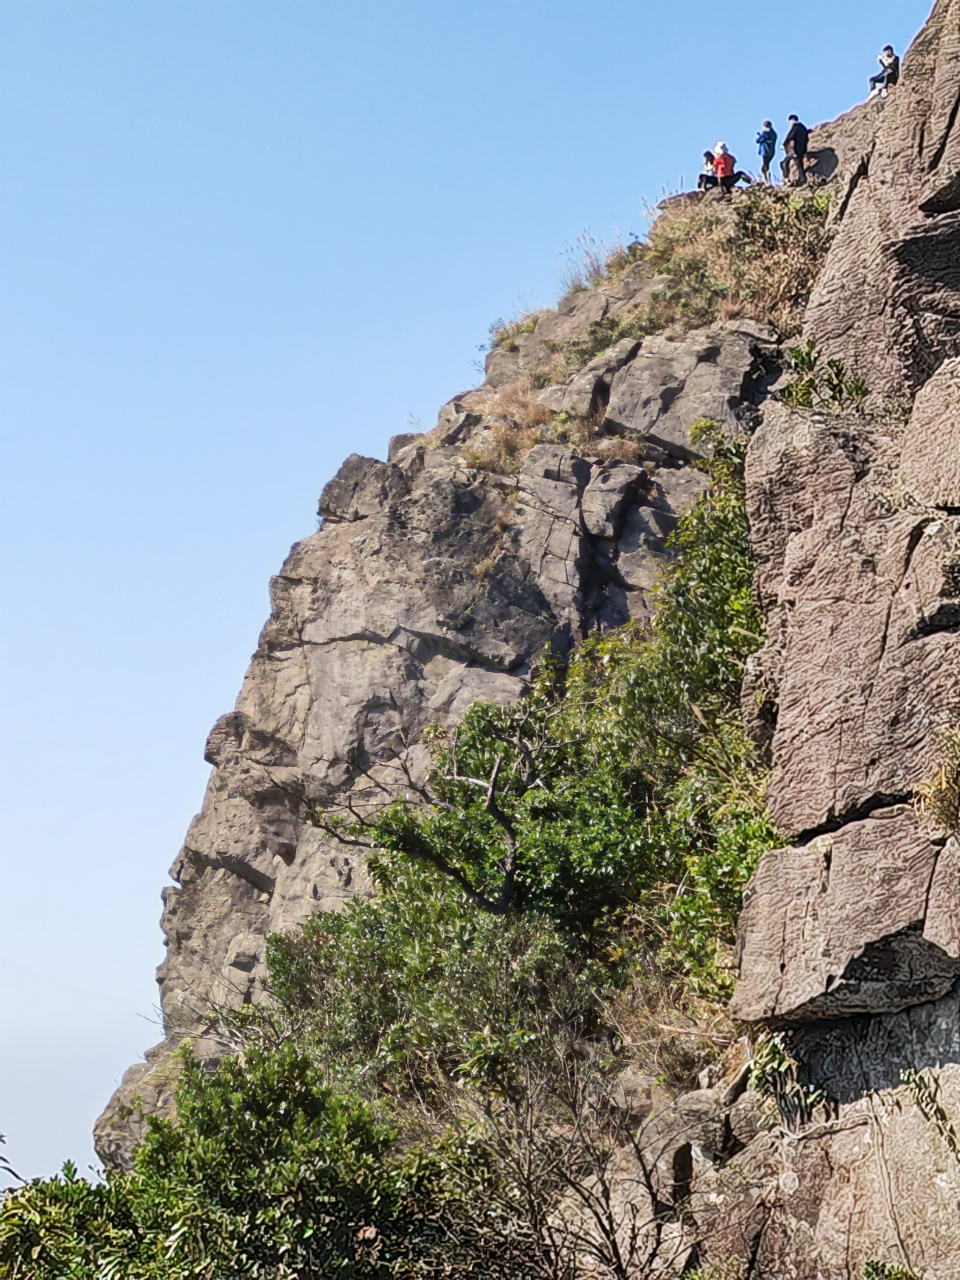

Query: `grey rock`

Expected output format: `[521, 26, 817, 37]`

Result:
[318, 454, 408, 523]
[580, 462, 645, 538]
[535, 384, 566, 413]
[560, 337, 641, 417]
[388, 432, 424, 460]
[435, 399, 482, 446]
[603, 327, 763, 459]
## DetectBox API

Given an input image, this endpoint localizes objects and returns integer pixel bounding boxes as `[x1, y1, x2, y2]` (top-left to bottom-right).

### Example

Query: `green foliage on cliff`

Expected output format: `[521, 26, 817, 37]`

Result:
[0, 424, 777, 1278]
[0, 1045, 537, 1279]
[260, 421, 776, 1100]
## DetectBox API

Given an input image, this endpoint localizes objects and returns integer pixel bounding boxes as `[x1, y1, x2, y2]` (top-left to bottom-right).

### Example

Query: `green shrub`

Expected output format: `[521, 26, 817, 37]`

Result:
[777, 338, 868, 410]
[2, 426, 778, 1276]
[1, 1046, 407, 1278]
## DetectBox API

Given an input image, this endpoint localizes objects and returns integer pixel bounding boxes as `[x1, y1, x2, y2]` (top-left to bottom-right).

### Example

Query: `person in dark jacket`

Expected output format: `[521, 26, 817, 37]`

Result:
[757, 121, 777, 184]
[869, 46, 900, 97]
[781, 115, 809, 186]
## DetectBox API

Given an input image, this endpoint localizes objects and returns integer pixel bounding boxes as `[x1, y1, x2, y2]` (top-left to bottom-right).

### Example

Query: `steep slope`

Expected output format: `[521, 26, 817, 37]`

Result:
[92, 8, 960, 1271]
[96, 266, 777, 1168]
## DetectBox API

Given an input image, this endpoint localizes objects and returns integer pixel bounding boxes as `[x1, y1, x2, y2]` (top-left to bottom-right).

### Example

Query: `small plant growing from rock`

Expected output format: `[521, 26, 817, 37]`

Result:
[749, 1033, 824, 1131]
[915, 732, 960, 835]
[901, 1067, 960, 1163]
[863, 1263, 918, 1280]
[777, 339, 868, 411]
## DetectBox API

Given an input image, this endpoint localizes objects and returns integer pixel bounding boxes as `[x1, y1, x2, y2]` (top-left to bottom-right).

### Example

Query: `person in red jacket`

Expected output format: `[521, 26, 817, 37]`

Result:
[713, 143, 751, 196]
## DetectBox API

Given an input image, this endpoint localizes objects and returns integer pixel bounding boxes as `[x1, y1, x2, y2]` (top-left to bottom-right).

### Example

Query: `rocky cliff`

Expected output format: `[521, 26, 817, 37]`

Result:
[96, 3, 960, 1272]
[95, 264, 777, 1168]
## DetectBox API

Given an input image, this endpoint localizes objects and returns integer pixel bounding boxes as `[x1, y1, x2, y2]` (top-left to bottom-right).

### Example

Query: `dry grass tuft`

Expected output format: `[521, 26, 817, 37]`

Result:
[916, 732, 960, 835]
[463, 421, 546, 474]
[495, 379, 555, 429]
[489, 310, 550, 351]
[640, 185, 834, 338]
[553, 408, 645, 466]
[461, 380, 558, 474]
[558, 187, 834, 375]
[602, 960, 736, 1095]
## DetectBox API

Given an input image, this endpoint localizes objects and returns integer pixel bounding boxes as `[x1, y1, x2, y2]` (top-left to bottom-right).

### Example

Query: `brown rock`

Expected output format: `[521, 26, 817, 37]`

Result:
[732, 806, 960, 1025]
[806, 2, 960, 398]
[746, 402, 960, 840]
[900, 357, 960, 507]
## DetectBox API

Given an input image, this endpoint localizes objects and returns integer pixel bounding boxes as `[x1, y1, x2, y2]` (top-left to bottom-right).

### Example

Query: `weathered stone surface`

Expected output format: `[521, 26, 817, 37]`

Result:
[746, 402, 960, 840]
[560, 336, 641, 417]
[694, 1065, 960, 1280]
[732, 807, 960, 1025]
[807, 1, 960, 397]
[900, 356, 960, 508]
[318, 454, 409, 523]
[579, 461, 645, 538]
[603, 323, 774, 458]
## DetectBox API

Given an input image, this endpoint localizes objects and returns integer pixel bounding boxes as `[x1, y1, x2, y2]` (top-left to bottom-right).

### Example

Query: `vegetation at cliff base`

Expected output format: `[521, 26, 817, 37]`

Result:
[0, 426, 778, 1278]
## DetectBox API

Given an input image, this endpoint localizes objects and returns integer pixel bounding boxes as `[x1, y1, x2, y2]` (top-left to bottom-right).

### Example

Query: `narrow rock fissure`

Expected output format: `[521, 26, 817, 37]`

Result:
[793, 793, 914, 846]
[927, 85, 960, 173]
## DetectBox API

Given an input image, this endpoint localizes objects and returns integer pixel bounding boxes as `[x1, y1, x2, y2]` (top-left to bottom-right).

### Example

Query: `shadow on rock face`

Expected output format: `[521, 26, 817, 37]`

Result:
[793, 979, 960, 1105]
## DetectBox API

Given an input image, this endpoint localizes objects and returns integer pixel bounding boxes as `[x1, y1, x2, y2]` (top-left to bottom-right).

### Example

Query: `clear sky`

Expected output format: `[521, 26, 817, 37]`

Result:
[0, 0, 932, 1182]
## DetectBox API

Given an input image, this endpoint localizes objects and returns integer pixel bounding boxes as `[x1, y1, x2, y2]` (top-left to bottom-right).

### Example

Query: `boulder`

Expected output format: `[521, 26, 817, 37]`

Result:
[579, 461, 645, 538]
[318, 454, 408, 522]
[732, 807, 960, 1025]
[560, 337, 641, 417]
[603, 325, 772, 458]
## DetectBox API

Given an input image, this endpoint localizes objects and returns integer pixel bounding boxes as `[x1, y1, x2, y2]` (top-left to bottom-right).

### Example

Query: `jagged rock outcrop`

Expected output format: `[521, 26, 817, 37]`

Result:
[96, 269, 776, 1169]
[807, 0, 960, 397]
[97, 8, 960, 1273]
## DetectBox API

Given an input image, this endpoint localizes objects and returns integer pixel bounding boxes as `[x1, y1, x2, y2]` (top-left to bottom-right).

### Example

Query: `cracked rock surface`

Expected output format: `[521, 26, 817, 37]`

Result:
[96, 270, 770, 1170]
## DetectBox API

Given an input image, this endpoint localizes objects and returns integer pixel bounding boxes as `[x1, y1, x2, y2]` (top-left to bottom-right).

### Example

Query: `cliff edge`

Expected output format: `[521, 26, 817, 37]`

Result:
[95, 3, 960, 1272]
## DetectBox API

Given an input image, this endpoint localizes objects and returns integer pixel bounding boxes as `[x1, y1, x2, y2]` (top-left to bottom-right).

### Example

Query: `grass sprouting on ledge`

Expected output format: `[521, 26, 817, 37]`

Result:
[558, 186, 833, 373]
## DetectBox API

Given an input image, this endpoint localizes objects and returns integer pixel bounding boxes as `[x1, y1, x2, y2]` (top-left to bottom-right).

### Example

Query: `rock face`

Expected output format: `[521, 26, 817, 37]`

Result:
[807, 0, 960, 397]
[98, 7, 960, 1271]
[96, 266, 774, 1169]
[707, 7, 960, 1271]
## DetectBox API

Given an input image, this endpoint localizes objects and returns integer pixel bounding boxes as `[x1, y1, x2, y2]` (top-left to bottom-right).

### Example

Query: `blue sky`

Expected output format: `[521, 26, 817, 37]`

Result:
[0, 0, 932, 1181]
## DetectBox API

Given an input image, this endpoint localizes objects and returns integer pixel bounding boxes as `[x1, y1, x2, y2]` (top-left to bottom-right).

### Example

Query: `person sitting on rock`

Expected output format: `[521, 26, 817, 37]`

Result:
[713, 142, 751, 195]
[757, 120, 778, 184]
[698, 150, 719, 190]
[781, 115, 809, 186]
[869, 45, 900, 98]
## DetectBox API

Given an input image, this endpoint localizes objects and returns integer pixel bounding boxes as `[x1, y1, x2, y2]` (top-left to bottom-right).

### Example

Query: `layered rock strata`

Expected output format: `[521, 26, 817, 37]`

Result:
[703, 6, 960, 1271]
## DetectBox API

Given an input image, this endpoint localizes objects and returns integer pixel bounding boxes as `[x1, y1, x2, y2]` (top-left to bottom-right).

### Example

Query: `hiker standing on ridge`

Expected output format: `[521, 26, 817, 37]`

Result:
[781, 115, 809, 186]
[869, 45, 900, 97]
[757, 121, 777, 184]
[713, 142, 751, 196]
